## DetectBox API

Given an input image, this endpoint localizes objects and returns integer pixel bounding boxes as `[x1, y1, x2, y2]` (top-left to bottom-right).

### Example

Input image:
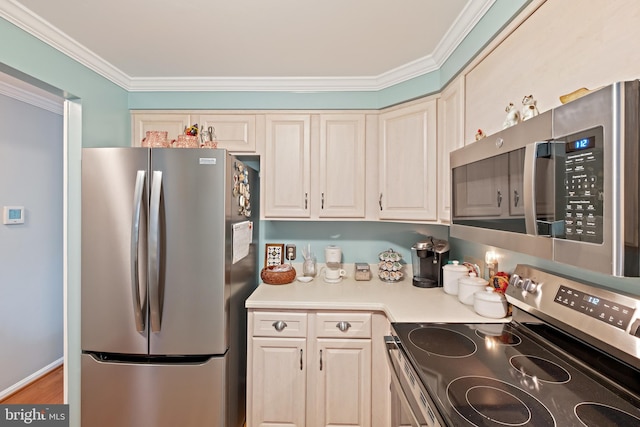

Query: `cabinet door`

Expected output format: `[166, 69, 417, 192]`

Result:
[131, 113, 191, 146]
[264, 115, 311, 218]
[378, 100, 437, 221]
[196, 114, 256, 152]
[312, 339, 372, 427]
[437, 78, 465, 223]
[319, 114, 366, 218]
[250, 337, 307, 427]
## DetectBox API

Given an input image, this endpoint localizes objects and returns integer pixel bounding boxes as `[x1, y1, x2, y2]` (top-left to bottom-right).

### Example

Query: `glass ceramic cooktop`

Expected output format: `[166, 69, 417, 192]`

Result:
[391, 322, 640, 427]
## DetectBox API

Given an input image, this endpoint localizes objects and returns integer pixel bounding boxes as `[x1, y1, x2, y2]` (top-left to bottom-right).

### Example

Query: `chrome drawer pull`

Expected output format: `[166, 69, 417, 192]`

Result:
[336, 321, 352, 332]
[272, 320, 288, 332]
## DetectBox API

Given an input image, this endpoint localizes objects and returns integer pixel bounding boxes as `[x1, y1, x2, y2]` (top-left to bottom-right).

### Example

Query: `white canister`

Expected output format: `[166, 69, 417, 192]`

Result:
[457, 274, 489, 305]
[442, 261, 469, 295]
[473, 287, 509, 318]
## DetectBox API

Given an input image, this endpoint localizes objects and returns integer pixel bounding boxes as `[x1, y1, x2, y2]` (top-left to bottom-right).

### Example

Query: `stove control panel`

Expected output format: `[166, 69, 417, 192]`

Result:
[553, 285, 635, 330]
[509, 274, 539, 294]
[508, 264, 640, 364]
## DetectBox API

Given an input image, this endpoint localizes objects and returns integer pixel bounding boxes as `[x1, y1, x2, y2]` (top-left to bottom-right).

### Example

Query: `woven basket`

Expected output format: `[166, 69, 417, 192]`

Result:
[261, 265, 296, 285]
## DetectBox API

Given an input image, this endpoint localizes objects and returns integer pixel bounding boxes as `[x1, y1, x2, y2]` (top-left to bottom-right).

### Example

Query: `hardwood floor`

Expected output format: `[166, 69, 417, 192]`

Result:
[0, 365, 63, 404]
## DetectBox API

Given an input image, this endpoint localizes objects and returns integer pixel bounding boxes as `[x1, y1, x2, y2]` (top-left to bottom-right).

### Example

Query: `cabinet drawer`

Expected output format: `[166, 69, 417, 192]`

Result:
[315, 312, 372, 338]
[252, 311, 307, 338]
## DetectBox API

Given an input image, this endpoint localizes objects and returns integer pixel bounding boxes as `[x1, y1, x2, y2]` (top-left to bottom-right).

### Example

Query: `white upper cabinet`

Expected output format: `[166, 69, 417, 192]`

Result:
[131, 111, 257, 152]
[317, 114, 366, 218]
[437, 77, 465, 223]
[195, 114, 256, 152]
[263, 114, 311, 218]
[262, 113, 367, 220]
[131, 113, 192, 146]
[377, 98, 438, 221]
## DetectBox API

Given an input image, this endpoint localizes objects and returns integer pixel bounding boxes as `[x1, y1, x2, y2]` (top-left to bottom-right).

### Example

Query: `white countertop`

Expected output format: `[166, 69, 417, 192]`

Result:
[246, 264, 510, 323]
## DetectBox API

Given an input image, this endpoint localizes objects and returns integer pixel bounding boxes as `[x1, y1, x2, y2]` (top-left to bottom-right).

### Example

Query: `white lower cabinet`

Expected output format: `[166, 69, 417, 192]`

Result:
[248, 310, 387, 427]
[313, 338, 371, 426]
[251, 336, 307, 426]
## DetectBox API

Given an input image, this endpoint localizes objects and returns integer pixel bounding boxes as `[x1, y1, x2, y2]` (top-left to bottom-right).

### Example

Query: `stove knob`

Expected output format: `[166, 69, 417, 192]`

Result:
[523, 279, 538, 294]
[510, 274, 523, 288]
[630, 319, 640, 338]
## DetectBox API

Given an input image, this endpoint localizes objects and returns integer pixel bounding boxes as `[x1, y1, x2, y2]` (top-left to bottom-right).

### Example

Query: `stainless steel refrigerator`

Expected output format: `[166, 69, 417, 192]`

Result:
[81, 147, 258, 427]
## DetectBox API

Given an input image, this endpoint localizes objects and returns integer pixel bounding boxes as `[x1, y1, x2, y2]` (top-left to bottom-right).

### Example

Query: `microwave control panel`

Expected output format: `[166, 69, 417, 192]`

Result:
[561, 127, 604, 243]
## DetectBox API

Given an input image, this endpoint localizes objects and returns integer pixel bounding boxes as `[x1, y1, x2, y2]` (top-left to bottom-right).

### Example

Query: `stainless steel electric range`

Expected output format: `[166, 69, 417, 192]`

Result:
[385, 264, 640, 426]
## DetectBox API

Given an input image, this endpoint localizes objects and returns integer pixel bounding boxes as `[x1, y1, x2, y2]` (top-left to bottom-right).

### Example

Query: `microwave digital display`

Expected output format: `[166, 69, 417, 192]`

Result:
[566, 136, 595, 153]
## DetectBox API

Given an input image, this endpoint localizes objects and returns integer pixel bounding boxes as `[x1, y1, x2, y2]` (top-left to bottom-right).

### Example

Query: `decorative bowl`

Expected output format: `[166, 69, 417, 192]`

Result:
[260, 264, 296, 285]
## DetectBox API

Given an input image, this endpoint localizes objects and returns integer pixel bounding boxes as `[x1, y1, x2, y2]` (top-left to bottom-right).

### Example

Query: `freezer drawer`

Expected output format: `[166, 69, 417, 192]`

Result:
[81, 353, 226, 427]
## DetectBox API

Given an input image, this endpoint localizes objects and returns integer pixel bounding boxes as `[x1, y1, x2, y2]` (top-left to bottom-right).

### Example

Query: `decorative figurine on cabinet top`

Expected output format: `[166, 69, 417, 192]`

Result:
[521, 95, 539, 121]
[475, 129, 486, 141]
[502, 102, 521, 129]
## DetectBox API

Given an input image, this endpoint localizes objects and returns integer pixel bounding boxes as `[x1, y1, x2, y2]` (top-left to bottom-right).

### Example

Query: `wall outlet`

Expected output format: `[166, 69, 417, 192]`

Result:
[286, 244, 296, 261]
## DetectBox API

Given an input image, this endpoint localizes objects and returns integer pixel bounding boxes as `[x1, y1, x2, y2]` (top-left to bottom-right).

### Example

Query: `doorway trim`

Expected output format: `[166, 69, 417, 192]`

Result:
[63, 98, 82, 424]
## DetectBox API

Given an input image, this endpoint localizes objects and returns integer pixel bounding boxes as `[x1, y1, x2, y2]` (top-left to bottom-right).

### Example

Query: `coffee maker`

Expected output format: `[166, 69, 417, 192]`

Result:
[411, 238, 449, 288]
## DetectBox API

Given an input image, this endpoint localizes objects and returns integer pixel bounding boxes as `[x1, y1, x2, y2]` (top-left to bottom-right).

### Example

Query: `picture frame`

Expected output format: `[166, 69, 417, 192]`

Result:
[264, 243, 285, 267]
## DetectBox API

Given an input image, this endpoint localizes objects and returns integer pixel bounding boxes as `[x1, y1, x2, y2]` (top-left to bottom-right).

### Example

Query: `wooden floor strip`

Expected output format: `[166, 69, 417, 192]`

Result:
[0, 366, 63, 404]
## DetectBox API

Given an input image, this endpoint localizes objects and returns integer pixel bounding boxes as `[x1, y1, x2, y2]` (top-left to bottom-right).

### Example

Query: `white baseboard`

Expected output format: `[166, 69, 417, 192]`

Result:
[0, 357, 64, 401]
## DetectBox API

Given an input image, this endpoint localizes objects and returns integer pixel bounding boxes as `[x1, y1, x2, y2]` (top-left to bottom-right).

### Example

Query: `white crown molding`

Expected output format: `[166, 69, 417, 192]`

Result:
[1, 0, 494, 93]
[0, 79, 63, 114]
[431, 0, 496, 65]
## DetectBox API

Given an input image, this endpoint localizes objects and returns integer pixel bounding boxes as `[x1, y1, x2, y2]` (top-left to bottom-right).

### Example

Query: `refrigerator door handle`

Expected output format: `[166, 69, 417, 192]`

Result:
[149, 170, 163, 333]
[131, 170, 146, 332]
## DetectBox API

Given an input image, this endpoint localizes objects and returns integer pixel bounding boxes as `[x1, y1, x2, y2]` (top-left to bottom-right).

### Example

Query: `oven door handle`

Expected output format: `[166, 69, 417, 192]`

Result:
[384, 336, 428, 427]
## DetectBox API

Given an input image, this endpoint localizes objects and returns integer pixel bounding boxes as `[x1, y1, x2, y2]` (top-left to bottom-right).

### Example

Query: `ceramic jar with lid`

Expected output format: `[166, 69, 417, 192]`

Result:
[442, 260, 469, 295]
[457, 273, 489, 305]
[473, 287, 509, 318]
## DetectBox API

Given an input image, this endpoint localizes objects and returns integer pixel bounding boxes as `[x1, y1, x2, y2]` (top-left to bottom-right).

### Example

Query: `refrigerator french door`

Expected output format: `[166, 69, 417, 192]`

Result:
[81, 147, 253, 427]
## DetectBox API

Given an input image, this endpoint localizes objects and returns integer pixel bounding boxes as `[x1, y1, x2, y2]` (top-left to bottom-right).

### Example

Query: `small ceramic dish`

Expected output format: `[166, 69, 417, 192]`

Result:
[297, 276, 313, 283]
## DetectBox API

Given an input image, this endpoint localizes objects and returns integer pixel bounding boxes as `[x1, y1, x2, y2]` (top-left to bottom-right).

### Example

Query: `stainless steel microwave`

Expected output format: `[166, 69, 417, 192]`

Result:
[450, 81, 640, 277]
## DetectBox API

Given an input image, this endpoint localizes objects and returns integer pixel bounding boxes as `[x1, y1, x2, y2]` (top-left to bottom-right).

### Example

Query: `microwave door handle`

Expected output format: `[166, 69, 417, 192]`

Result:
[149, 170, 163, 333]
[523, 142, 540, 235]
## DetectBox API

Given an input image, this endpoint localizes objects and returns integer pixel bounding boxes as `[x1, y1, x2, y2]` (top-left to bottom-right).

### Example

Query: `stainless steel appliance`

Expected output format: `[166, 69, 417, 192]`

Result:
[81, 147, 259, 427]
[385, 264, 640, 426]
[411, 238, 449, 288]
[450, 80, 640, 277]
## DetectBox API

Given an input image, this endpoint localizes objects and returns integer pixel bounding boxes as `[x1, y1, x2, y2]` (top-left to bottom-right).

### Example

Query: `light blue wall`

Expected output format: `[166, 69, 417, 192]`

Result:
[0, 18, 130, 147]
[263, 221, 449, 268]
[0, 93, 64, 394]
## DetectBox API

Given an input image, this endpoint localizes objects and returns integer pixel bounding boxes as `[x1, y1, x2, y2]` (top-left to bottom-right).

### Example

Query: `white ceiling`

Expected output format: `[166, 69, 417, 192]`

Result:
[1, 0, 496, 91]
